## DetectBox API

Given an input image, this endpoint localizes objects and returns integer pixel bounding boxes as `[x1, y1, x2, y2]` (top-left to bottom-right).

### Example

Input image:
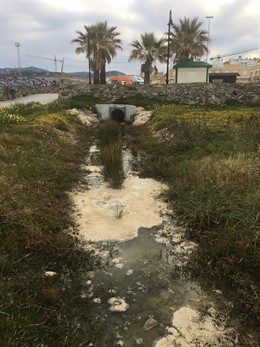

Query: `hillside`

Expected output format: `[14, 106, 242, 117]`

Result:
[0, 67, 125, 78]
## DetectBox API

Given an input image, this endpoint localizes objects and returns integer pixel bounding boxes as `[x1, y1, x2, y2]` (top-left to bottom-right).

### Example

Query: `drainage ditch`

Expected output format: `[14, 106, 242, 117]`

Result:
[71, 135, 238, 347]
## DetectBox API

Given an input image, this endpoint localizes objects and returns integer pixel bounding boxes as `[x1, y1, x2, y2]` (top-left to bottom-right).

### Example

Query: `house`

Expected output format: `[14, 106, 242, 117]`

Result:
[173, 61, 212, 83]
[210, 58, 260, 83]
[209, 72, 240, 83]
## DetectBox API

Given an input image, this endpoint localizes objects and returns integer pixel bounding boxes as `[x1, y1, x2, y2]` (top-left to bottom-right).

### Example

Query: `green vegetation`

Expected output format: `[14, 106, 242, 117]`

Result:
[1, 96, 259, 345]
[0, 100, 102, 346]
[128, 102, 260, 322]
[170, 17, 209, 62]
[98, 120, 124, 188]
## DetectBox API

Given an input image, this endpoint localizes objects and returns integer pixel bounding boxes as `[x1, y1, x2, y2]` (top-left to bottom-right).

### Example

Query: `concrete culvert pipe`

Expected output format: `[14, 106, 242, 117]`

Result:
[111, 108, 125, 122]
[96, 104, 136, 124]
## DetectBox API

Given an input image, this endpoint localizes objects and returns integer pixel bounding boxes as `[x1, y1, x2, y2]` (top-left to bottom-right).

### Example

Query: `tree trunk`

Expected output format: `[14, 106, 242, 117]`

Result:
[93, 70, 100, 84]
[100, 64, 106, 84]
[144, 72, 150, 84]
[141, 61, 151, 85]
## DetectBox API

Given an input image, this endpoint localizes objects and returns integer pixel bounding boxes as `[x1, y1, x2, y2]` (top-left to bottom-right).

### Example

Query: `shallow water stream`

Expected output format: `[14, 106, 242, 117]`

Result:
[88, 228, 223, 347]
[71, 139, 236, 346]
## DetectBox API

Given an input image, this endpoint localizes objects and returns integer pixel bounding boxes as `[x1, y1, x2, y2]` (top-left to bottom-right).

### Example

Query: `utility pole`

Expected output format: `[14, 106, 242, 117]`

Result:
[206, 16, 214, 63]
[26, 54, 64, 73]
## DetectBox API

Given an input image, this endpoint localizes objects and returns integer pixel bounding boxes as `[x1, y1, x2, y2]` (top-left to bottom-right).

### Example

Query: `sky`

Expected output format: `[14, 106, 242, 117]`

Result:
[0, 0, 259, 75]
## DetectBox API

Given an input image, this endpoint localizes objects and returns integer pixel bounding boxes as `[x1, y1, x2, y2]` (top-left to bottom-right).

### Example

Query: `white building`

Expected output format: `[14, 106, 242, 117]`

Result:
[210, 58, 260, 83]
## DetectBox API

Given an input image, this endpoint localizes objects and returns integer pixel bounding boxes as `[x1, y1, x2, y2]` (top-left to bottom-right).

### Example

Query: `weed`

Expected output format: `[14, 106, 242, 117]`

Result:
[114, 205, 125, 219]
[113, 96, 173, 110]
[128, 102, 260, 323]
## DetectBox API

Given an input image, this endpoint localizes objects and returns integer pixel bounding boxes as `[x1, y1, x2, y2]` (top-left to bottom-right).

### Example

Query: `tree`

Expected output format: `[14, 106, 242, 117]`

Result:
[170, 17, 209, 62]
[71, 26, 96, 83]
[91, 22, 122, 84]
[71, 22, 122, 84]
[129, 33, 167, 84]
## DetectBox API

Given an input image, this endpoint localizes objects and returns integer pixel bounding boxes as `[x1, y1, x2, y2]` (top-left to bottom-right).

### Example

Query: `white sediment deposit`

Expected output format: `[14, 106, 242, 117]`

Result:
[72, 176, 167, 242]
[108, 297, 129, 312]
[155, 306, 234, 347]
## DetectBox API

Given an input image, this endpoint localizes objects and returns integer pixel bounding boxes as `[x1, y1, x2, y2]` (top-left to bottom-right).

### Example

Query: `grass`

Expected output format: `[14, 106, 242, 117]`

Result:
[128, 102, 260, 323]
[113, 95, 173, 110]
[0, 100, 103, 346]
[101, 143, 124, 188]
[98, 120, 125, 188]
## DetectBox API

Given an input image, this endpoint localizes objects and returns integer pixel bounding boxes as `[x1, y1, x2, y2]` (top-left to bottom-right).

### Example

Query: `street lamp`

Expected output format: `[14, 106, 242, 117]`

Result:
[15, 42, 21, 75]
[206, 16, 214, 63]
[87, 36, 92, 84]
[166, 10, 173, 85]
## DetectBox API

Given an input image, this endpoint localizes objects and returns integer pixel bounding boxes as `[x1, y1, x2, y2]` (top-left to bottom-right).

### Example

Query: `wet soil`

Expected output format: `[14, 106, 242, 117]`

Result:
[69, 114, 255, 346]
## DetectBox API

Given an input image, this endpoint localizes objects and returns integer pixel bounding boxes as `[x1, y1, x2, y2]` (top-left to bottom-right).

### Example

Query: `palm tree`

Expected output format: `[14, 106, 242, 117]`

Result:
[91, 22, 122, 84]
[170, 17, 209, 62]
[129, 33, 167, 84]
[71, 22, 122, 84]
[71, 26, 95, 83]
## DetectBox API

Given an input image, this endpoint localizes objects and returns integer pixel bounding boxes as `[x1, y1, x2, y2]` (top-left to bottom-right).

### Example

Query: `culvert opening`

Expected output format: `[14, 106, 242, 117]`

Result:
[96, 104, 136, 123]
[111, 108, 125, 122]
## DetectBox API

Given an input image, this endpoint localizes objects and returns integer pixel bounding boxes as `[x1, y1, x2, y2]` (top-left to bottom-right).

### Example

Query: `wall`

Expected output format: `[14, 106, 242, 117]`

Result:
[59, 80, 260, 105]
[1, 79, 259, 105]
[177, 68, 208, 83]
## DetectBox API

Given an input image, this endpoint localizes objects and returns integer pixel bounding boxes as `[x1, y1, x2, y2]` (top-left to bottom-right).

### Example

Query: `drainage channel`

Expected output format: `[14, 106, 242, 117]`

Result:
[71, 139, 237, 347]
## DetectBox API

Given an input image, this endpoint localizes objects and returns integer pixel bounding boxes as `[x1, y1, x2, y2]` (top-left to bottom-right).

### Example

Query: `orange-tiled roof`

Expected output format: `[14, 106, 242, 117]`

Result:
[108, 76, 133, 84]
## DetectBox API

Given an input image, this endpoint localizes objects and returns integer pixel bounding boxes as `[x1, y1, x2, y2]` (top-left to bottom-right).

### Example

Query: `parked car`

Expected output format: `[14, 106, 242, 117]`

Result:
[131, 75, 144, 84]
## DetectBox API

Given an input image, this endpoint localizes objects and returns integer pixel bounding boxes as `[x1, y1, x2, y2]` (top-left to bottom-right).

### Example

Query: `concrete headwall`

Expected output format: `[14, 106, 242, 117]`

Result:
[59, 81, 260, 105]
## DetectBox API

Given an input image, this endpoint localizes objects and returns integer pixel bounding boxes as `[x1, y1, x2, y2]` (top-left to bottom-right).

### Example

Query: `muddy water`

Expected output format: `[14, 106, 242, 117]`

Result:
[71, 141, 235, 346]
[88, 228, 217, 347]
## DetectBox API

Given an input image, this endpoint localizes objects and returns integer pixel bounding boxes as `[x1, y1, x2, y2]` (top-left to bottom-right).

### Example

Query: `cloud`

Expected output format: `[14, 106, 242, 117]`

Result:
[0, 0, 259, 74]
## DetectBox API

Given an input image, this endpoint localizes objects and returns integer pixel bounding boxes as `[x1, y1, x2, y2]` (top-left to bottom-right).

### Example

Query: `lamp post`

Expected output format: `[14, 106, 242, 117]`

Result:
[205, 16, 213, 63]
[15, 42, 21, 75]
[166, 10, 173, 85]
[87, 35, 92, 84]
